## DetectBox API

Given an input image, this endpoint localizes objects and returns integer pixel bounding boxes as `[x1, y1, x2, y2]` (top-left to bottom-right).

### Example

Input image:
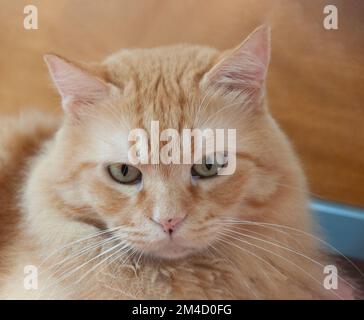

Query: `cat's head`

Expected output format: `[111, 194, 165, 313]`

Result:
[41, 26, 294, 259]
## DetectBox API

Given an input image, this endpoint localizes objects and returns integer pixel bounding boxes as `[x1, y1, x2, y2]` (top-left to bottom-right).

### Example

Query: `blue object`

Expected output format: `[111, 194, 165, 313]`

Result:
[310, 199, 364, 260]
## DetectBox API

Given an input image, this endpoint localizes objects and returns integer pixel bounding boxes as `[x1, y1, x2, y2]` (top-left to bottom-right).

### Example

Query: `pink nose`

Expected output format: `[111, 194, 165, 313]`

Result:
[157, 217, 185, 235]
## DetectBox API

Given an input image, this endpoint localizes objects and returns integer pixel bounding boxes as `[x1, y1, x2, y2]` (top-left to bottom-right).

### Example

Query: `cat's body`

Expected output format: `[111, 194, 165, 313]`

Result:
[0, 27, 357, 299]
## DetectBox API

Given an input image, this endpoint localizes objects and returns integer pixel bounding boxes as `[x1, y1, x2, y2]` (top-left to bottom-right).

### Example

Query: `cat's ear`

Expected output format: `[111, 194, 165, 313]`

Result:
[44, 54, 113, 113]
[203, 25, 270, 98]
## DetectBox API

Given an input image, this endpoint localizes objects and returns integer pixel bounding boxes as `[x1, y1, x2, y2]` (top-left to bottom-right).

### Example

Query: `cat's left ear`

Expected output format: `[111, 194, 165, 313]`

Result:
[44, 54, 114, 113]
[203, 25, 270, 99]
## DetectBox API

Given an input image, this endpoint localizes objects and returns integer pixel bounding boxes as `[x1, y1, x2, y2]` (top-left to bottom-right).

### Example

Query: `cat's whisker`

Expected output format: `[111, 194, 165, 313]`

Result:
[116, 247, 141, 278]
[74, 243, 133, 285]
[205, 246, 217, 261]
[194, 87, 216, 126]
[107, 245, 136, 270]
[193, 89, 210, 124]
[101, 103, 129, 127]
[222, 224, 297, 247]
[198, 83, 258, 128]
[75, 106, 131, 147]
[218, 230, 344, 300]
[215, 219, 291, 237]
[56, 230, 134, 270]
[198, 98, 248, 129]
[110, 241, 140, 268]
[253, 174, 327, 199]
[218, 217, 364, 279]
[219, 226, 357, 291]
[42, 241, 128, 293]
[213, 238, 284, 299]
[215, 233, 287, 280]
[39, 226, 123, 267]
[207, 241, 256, 299]
[77, 111, 113, 129]
[219, 222, 328, 267]
[135, 249, 144, 269]
[41, 233, 124, 276]
[52, 243, 136, 299]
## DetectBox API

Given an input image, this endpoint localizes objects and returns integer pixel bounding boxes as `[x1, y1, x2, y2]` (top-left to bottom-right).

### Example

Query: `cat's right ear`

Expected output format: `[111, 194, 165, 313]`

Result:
[44, 54, 115, 114]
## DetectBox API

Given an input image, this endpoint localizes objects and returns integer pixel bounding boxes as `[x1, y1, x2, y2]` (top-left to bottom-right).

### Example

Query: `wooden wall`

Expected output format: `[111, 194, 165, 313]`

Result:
[0, 0, 363, 207]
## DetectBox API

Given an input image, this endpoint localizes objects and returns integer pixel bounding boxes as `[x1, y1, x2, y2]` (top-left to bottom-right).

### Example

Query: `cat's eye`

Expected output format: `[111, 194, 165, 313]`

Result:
[107, 163, 142, 184]
[191, 155, 227, 178]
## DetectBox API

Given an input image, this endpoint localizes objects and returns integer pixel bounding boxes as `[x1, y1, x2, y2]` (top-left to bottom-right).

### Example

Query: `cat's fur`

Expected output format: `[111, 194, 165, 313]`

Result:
[0, 26, 356, 299]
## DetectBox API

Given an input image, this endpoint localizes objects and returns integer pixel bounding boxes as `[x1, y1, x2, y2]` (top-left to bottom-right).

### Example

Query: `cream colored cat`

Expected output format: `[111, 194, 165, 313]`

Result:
[0, 26, 357, 299]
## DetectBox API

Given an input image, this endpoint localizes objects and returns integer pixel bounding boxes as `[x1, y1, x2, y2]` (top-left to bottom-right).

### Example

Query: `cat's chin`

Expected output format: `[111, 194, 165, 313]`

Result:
[140, 240, 197, 260]
[152, 246, 193, 260]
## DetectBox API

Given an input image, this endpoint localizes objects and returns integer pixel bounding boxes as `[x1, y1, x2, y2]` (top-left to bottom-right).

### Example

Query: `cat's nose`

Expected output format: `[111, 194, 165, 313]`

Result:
[156, 216, 185, 235]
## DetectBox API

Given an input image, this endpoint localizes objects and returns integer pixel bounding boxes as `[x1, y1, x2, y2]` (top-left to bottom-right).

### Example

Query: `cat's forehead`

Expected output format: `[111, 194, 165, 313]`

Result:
[103, 45, 219, 85]
[102, 45, 220, 131]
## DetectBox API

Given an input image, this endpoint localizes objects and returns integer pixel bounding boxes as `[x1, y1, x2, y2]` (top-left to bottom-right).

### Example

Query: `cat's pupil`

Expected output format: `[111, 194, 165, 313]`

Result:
[121, 165, 128, 176]
[205, 163, 213, 171]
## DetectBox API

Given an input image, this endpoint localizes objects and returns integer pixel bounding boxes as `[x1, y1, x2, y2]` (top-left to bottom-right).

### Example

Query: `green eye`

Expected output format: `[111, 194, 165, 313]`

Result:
[107, 164, 142, 184]
[191, 156, 225, 178]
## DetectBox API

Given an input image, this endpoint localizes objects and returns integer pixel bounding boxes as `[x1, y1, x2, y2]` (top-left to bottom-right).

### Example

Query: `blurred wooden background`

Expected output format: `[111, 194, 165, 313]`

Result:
[0, 0, 363, 207]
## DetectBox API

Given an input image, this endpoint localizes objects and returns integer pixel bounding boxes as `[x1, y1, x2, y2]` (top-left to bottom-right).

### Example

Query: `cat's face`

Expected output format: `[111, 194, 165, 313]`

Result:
[44, 26, 282, 259]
